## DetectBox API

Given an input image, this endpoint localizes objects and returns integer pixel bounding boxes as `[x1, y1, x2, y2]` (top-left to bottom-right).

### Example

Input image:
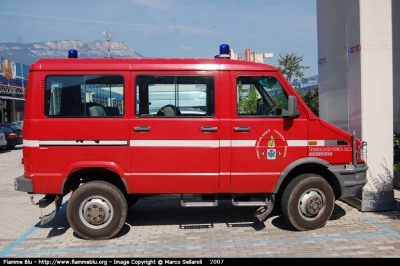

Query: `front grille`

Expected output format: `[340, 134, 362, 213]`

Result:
[325, 140, 349, 146]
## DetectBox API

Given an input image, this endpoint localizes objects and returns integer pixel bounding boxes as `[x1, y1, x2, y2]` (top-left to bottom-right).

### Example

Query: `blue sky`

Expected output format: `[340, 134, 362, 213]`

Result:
[0, 0, 318, 77]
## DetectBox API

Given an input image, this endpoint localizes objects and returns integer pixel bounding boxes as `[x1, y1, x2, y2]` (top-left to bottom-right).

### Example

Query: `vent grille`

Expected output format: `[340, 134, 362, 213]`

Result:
[40, 80, 44, 114]
[325, 140, 349, 146]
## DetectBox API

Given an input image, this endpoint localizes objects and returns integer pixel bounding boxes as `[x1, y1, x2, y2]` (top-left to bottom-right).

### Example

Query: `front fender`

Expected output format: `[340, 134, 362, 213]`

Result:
[273, 157, 331, 193]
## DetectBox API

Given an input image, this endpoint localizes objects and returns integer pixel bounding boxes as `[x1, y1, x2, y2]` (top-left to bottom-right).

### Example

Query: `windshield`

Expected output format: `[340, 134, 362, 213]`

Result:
[10, 125, 21, 131]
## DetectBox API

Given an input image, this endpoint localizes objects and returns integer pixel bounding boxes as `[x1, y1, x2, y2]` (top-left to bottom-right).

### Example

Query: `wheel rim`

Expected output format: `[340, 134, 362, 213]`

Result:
[298, 188, 326, 221]
[79, 195, 113, 229]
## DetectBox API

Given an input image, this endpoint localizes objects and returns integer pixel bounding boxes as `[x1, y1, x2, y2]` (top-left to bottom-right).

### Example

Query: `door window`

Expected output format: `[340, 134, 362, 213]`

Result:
[237, 76, 288, 117]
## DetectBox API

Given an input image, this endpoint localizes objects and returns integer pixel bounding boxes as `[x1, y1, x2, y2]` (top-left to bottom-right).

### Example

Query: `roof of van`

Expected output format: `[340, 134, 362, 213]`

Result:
[30, 58, 279, 72]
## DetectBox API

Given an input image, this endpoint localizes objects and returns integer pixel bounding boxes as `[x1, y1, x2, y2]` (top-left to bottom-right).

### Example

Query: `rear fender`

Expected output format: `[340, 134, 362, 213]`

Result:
[61, 161, 129, 194]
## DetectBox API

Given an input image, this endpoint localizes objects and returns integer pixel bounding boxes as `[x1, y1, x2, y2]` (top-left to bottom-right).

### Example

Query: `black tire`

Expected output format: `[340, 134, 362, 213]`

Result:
[6, 146, 15, 150]
[67, 181, 128, 240]
[281, 174, 335, 231]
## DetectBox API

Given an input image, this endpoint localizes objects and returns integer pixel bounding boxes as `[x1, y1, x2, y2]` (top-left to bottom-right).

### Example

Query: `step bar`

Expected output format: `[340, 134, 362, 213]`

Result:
[181, 194, 218, 207]
[180, 194, 270, 207]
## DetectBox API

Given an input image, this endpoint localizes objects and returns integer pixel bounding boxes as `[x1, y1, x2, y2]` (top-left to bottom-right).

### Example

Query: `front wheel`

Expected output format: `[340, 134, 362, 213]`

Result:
[67, 181, 128, 240]
[281, 174, 335, 231]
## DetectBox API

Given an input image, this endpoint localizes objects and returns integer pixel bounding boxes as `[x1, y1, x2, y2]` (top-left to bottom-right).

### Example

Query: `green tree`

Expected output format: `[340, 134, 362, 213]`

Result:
[277, 53, 310, 82]
[297, 87, 319, 116]
[238, 84, 258, 114]
[394, 133, 400, 174]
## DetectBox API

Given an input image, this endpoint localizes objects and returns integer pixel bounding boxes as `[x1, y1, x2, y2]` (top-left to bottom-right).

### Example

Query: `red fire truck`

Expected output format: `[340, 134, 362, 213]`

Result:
[14, 45, 368, 240]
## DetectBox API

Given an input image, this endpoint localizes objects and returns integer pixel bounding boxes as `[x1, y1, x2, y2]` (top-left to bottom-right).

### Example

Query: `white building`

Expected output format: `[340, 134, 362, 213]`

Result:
[317, 0, 398, 210]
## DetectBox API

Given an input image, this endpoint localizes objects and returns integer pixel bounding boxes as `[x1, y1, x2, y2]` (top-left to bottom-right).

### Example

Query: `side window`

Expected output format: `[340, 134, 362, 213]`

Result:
[45, 75, 124, 117]
[237, 76, 288, 117]
[135, 75, 214, 117]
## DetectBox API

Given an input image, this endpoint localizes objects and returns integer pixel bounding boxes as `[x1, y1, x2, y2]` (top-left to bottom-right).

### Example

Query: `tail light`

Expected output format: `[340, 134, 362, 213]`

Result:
[8, 133, 17, 139]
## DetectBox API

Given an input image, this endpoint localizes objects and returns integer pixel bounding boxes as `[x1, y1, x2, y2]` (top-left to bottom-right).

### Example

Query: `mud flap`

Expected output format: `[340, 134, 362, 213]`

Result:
[31, 195, 64, 225]
[41, 195, 63, 225]
[254, 194, 275, 222]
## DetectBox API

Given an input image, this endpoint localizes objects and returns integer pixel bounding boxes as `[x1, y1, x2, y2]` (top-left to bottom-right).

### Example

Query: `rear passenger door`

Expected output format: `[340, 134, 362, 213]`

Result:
[38, 74, 130, 191]
[128, 73, 220, 193]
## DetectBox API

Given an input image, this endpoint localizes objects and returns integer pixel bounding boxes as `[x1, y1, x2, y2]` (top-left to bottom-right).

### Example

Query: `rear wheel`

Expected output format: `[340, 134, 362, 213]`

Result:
[281, 174, 335, 231]
[67, 181, 127, 240]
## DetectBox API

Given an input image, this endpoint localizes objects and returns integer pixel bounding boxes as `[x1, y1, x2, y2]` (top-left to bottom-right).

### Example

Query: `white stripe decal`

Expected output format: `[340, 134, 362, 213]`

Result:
[287, 140, 308, 146]
[24, 139, 329, 148]
[24, 140, 128, 146]
[23, 140, 40, 147]
[231, 140, 256, 147]
[42, 140, 128, 146]
[309, 140, 325, 146]
[130, 140, 219, 147]
[219, 140, 231, 147]
[131, 140, 259, 147]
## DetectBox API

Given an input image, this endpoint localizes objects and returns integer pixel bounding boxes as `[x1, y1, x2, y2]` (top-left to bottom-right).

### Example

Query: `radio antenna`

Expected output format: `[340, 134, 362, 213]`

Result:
[214, 26, 245, 51]
[101, 29, 117, 58]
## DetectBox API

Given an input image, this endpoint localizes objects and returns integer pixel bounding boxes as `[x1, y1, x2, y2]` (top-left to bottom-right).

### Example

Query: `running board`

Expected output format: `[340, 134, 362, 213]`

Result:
[231, 195, 269, 207]
[180, 195, 218, 207]
[232, 194, 275, 222]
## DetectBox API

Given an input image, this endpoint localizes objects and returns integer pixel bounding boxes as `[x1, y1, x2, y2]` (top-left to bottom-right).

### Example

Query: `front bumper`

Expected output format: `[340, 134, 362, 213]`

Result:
[329, 163, 368, 198]
[14, 175, 33, 193]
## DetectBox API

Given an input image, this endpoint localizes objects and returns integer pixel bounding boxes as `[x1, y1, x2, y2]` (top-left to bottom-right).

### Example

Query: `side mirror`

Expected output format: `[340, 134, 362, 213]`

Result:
[287, 96, 299, 118]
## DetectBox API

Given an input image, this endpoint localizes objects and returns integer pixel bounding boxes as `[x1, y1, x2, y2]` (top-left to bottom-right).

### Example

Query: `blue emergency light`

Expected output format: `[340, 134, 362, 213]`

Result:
[218, 44, 230, 58]
[68, 49, 78, 58]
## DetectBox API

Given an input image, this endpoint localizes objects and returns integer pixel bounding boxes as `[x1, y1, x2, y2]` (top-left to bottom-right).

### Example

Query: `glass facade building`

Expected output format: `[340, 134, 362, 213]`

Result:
[0, 59, 29, 123]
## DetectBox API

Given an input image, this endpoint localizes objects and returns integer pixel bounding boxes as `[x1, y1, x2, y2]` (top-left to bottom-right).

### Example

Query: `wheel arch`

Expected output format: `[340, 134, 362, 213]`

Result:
[62, 162, 128, 195]
[274, 158, 342, 200]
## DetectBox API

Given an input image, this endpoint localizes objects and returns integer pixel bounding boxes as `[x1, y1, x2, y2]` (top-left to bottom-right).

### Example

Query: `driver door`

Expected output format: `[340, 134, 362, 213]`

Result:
[230, 72, 308, 192]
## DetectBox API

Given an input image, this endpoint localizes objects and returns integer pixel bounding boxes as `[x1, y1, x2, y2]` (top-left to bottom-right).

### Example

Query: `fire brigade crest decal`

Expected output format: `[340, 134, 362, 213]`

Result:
[256, 129, 288, 160]
[267, 135, 277, 160]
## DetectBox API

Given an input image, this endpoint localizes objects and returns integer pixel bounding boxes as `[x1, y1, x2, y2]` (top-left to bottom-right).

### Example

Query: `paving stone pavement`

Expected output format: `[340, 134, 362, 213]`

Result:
[1, 146, 399, 258]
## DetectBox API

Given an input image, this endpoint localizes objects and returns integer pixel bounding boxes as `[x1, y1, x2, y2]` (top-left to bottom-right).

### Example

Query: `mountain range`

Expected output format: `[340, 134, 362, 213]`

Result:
[0, 40, 145, 66]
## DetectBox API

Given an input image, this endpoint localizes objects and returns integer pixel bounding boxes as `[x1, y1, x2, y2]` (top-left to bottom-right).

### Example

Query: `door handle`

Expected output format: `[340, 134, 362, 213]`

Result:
[201, 126, 218, 132]
[133, 126, 151, 132]
[233, 126, 251, 132]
